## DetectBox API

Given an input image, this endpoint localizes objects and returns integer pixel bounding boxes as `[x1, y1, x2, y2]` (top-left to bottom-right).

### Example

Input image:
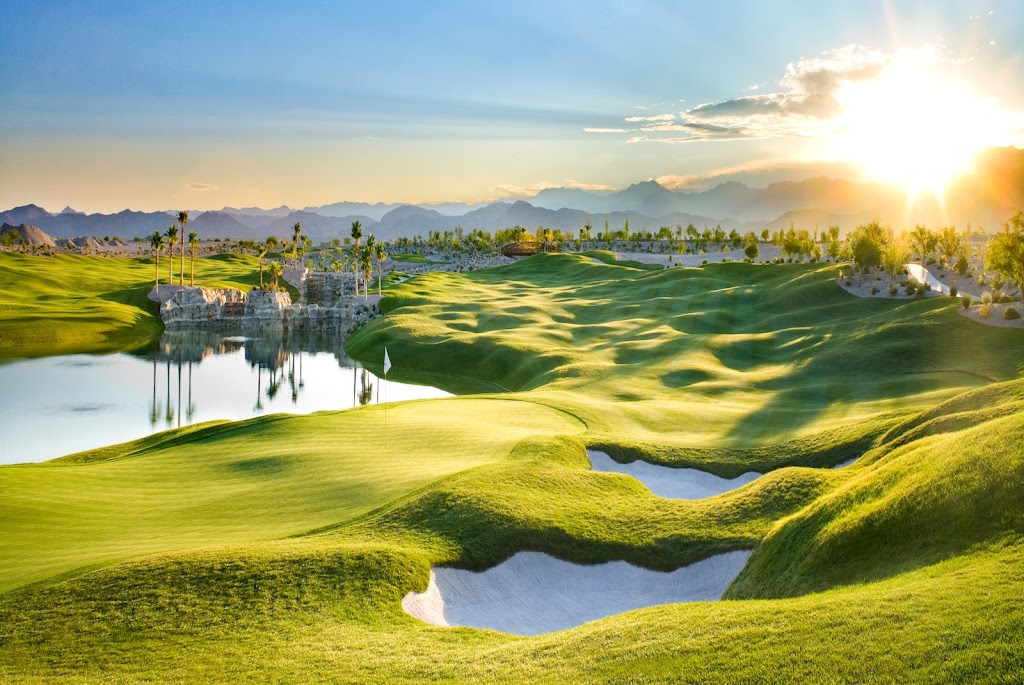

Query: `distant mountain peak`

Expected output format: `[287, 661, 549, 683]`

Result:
[59, 206, 83, 215]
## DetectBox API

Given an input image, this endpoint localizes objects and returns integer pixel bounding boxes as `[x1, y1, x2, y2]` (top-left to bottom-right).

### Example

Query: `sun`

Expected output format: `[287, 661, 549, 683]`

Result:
[827, 49, 1014, 200]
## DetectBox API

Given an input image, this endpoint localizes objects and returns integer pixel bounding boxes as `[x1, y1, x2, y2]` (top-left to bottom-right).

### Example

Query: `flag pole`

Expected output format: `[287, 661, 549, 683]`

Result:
[383, 347, 391, 447]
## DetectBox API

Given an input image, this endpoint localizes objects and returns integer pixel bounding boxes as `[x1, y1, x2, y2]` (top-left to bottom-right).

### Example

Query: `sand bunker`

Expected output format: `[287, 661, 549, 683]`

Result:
[402, 549, 752, 635]
[587, 449, 760, 499]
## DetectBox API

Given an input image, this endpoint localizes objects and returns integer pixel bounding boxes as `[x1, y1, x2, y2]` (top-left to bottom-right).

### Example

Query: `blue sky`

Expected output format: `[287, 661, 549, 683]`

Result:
[2, 1, 1022, 212]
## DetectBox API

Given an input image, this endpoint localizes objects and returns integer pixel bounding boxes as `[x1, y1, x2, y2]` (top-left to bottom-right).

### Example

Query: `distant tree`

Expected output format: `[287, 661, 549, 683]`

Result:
[882, 238, 910, 287]
[351, 220, 363, 290]
[909, 224, 937, 264]
[188, 231, 199, 286]
[266, 235, 279, 252]
[986, 211, 1024, 295]
[149, 231, 164, 293]
[849, 220, 891, 272]
[375, 241, 387, 296]
[165, 224, 178, 285]
[177, 211, 189, 286]
[937, 226, 963, 269]
[744, 239, 759, 261]
[292, 222, 302, 264]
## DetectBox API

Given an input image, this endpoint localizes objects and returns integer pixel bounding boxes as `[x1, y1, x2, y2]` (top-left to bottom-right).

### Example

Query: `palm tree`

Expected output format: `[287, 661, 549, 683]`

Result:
[351, 220, 363, 292]
[257, 246, 268, 289]
[268, 261, 283, 290]
[360, 245, 372, 299]
[188, 231, 198, 286]
[150, 231, 164, 294]
[165, 225, 178, 285]
[292, 222, 302, 265]
[375, 241, 387, 296]
[177, 211, 189, 286]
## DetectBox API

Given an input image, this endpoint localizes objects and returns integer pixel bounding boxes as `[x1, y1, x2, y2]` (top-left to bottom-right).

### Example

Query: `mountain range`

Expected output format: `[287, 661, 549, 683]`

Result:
[4, 146, 1021, 242]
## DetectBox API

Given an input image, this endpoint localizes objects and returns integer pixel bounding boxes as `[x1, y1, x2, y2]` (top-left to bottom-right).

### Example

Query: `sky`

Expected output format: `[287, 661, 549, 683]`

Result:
[1, 0, 1023, 213]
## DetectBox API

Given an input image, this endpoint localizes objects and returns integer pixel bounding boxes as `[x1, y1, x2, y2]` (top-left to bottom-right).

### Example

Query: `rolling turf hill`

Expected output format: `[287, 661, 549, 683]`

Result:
[0, 253, 1022, 682]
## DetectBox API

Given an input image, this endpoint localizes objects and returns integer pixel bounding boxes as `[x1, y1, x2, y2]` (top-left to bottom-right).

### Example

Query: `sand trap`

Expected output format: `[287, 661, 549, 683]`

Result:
[402, 549, 751, 635]
[587, 449, 760, 499]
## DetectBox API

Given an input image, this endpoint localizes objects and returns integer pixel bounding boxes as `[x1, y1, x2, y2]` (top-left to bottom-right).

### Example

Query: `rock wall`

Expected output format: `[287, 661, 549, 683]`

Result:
[304, 272, 357, 305]
[158, 286, 378, 332]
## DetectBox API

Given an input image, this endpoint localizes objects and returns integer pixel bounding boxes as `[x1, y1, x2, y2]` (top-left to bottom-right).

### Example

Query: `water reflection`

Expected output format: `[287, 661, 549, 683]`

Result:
[0, 331, 451, 465]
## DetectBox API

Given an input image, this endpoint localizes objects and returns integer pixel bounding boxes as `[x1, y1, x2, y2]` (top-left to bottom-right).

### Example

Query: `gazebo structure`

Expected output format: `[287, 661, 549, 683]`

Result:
[500, 241, 558, 257]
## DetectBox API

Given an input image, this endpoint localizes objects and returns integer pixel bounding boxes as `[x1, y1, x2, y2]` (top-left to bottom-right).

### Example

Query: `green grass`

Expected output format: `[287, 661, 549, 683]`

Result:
[1, 252, 1022, 682]
[0, 252, 288, 360]
[391, 253, 444, 264]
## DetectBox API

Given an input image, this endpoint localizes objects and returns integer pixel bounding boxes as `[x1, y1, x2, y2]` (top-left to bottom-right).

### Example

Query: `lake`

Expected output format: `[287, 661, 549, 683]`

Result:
[0, 330, 450, 465]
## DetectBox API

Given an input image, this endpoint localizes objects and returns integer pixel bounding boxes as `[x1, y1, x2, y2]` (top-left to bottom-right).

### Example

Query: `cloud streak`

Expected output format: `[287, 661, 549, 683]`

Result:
[591, 44, 911, 145]
[186, 183, 219, 191]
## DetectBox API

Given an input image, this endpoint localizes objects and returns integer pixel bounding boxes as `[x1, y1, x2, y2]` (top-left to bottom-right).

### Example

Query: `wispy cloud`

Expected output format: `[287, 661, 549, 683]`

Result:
[186, 183, 218, 192]
[591, 44, 911, 145]
[584, 127, 629, 133]
[624, 113, 676, 123]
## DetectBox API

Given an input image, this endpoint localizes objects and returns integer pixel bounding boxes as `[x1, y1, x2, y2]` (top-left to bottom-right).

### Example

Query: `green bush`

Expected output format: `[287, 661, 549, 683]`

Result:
[979, 303, 992, 318]
[889, 285, 898, 296]
[961, 295, 971, 309]
[1005, 307, 1021, 320]
[982, 291, 994, 305]
[871, 285, 879, 295]
[950, 285, 958, 297]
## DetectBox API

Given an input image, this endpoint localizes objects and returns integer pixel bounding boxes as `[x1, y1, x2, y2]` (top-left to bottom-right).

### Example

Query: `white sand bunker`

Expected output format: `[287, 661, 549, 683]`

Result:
[587, 449, 760, 499]
[402, 550, 752, 635]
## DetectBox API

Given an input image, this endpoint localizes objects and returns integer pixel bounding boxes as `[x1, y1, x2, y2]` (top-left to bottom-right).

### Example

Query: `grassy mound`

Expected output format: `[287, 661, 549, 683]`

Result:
[1, 252, 1023, 681]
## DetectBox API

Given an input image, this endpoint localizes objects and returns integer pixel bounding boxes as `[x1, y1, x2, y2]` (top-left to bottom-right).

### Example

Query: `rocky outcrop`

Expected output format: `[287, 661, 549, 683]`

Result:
[158, 286, 379, 332]
[0, 223, 56, 248]
[304, 271, 357, 305]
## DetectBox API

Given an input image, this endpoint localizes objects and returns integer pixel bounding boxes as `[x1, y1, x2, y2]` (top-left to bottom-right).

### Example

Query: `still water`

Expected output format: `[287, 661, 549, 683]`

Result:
[0, 330, 450, 465]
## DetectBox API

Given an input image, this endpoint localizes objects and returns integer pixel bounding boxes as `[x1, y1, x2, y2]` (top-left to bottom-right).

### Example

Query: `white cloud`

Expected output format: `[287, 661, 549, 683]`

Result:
[186, 183, 218, 192]
[584, 127, 629, 133]
[624, 113, 675, 123]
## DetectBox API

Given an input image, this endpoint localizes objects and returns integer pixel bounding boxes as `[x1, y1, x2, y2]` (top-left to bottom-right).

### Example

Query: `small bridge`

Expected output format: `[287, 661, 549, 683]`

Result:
[500, 241, 558, 257]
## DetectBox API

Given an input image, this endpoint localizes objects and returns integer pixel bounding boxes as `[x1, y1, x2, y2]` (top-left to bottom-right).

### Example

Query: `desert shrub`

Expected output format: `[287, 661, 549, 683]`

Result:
[978, 273, 986, 286]
[979, 303, 992, 318]
[1005, 307, 1021, 320]
[702, 259, 708, 265]
[950, 285, 958, 297]
[926, 257, 937, 265]
[889, 285, 898, 296]
[905, 281, 918, 295]
[871, 285, 879, 295]
[992, 276, 1005, 291]
[982, 291, 994, 305]
[961, 295, 971, 309]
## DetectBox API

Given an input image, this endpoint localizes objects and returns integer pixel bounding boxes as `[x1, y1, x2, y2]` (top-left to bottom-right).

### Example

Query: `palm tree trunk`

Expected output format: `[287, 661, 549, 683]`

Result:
[190, 247, 195, 286]
[168, 245, 173, 285]
[180, 235, 185, 286]
[155, 253, 159, 293]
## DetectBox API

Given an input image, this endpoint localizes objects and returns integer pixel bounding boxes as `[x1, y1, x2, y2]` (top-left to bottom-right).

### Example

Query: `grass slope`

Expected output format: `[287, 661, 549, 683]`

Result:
[0, 252, 285, 359]
[1, 253, 1022, 682]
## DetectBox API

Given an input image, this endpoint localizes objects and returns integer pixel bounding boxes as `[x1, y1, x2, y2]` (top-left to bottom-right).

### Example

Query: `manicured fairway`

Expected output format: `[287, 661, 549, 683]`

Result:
[1, 253, 1022, 682]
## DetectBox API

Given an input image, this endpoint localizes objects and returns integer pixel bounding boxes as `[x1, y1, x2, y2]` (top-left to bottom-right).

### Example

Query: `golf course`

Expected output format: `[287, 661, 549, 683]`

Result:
[1, 250, 1023, 682]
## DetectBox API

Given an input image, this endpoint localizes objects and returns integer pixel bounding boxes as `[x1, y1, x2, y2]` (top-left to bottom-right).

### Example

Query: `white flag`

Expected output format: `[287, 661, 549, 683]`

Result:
[383, 347, 392, 376]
